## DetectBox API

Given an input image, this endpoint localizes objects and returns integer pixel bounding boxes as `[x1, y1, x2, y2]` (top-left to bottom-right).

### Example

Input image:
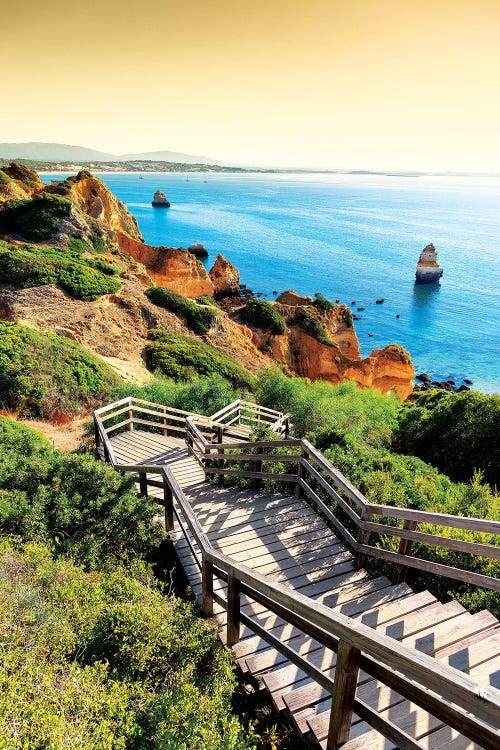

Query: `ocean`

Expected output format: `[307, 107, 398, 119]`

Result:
[41, 172, 500, 393]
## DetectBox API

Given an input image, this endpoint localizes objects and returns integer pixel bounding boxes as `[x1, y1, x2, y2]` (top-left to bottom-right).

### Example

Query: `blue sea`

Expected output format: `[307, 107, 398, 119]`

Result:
[41, 172, 500, 393]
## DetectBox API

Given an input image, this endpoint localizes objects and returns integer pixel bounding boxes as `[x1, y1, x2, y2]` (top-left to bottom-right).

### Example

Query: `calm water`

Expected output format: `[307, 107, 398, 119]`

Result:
[42, 172, 500, 393]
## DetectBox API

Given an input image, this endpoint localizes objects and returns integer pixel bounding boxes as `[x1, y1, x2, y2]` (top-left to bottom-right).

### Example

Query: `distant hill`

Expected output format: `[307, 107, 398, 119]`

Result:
[0, 142, 220, 165]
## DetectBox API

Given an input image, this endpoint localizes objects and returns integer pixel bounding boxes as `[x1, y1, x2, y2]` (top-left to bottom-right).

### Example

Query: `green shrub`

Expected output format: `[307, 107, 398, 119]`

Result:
[145, 332, 254, 388]
[393, 390, 500, 486]
[0, 169, 11, 185]
[0, 420, 163, 568]
[120, 373, 242, 417]
[239, 298, 285, 335]
[0, 322, 120, 417]
[0, 193, 71, 241]
[313, 293, 335, 312]
[0, 240, 120, 300]
[0, 542, 253, 749]
[292, 308, 337, 346]
[196, 294, 218, 307]
[146, 287, 217, 335]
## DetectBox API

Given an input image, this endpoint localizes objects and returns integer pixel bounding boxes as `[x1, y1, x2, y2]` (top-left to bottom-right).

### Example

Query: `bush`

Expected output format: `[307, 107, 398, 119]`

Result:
[292, 308, 336, 346]
[393, 390, 500, 486]
[313, 293, 335, 312]
[0, 240, 120, 300]
[0, 192, 71, 241]
[120, 373, 242, 417]
[239, 299, 286, 335]
[0, 322, 121, 417]
[0, 419, 163, 568]
[145, 331, 255, 388]
[146, 287, 217, 335]
[0, 542, 253, 749]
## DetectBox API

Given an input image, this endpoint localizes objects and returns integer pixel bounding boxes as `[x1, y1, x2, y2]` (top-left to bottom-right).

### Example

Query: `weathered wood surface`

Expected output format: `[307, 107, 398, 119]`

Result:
[104, 428, 500, 750]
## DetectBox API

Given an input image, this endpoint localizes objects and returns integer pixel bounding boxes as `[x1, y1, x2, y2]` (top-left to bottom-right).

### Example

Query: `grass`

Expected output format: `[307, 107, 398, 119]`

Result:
[0, 239, 120, 300]
[144, 331, 255, 388]
[146, 287, 216, 335]
[239, 298, 286, 335]
[0, 321, 121, 418]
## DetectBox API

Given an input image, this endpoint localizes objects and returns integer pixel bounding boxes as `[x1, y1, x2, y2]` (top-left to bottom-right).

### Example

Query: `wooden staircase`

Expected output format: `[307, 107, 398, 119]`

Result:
[93, 397, 500, 750]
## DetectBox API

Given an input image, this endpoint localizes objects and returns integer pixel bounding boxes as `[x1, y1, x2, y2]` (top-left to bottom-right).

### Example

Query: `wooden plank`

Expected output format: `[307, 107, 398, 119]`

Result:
[366, 503, 500, 535]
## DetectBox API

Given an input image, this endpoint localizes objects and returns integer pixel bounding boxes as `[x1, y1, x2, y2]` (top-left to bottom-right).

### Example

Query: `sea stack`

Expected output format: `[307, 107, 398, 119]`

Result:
[415, 243, 443, 284]
[187, 242, 208, 258]
[152, 190, 170, 207]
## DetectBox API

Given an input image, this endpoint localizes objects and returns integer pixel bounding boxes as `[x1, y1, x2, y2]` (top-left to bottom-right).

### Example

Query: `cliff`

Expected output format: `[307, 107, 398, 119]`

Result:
[238, 292, 414, 399]
[115, 233, 214, 298]
[0, 162, 44, 202]
[209, 253, 240, 296]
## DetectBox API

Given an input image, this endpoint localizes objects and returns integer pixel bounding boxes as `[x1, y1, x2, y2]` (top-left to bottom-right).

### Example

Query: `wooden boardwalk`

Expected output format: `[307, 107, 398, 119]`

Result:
[108, 427, 500, 750]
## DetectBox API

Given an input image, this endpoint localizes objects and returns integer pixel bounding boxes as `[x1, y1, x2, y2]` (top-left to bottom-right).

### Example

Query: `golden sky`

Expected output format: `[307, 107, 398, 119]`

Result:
[3, 0, 500, 170]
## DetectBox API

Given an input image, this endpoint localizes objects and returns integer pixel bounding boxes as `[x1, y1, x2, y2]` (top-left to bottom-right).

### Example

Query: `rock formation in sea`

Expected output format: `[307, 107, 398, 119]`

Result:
[151, 190, 170, 207]
[187, 243, 208, 257]
[415, 243, 443, 284]
[209, 253, 240, 297]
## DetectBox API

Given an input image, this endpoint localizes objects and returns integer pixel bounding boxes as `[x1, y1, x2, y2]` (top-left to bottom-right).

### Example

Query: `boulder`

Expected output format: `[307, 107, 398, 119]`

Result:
[209, 253, 240, 297]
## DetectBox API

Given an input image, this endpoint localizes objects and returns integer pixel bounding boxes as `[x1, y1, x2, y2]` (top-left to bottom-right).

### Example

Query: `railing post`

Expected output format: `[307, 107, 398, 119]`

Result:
[139, 471, 148, 496]
[227, 574, 241, 647]
[254, 446, 263, 491]
[162, 406, 168, 437]
[355, 509, 372, 569]
[163, 477, 174, 532]
[217, 426, 224, 485]
[202, 557, 214, 617]
[94, 417, 101, 458]
[284, 417, 290, 439]
[204, 445, 211, 480]
[295, 446, 307, 498]
[392, 519, 418, 584]
[128, 398, 134, 431]
[327, 640, 361, 750]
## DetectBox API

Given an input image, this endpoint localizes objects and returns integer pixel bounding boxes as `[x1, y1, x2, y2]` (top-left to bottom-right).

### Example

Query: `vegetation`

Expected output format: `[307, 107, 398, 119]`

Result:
[145, 331, 254, 388]
[255, 369, 499, 617]
[0, 419, 255, 748]
[196, 294, 219, 307]
[313, 293, 335, 312]
[292, 308, 337, 346]
[239, 298, 286, 335]
[0, 193, 71, 241]
[0, 322, 120, 418]
[119, 373, 242, 417]
[146, 287, 217, 335]
[0, 239, 120, 300]
[394, 390, 500, 487]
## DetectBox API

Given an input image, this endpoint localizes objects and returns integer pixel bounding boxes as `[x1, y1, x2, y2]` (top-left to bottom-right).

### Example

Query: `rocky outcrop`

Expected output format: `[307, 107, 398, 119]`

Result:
[188, 243, 208, 258]
[152, 190, 170, 207]
[69, 172, 143, 240]
[415, 243, 443, 284]
[276, 290, 313, 306]
[0, 162, 44, 201]
[116, 233, 214, 297]
[236, 291, 414, 399]
[209, 253, 240, 297]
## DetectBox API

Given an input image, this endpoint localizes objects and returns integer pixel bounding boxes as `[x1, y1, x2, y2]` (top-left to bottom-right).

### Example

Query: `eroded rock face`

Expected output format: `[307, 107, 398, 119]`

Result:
[415, 243, 443, 284]
[116, 233, 214, 297]
[69, 173, 143, 240]
[209, 253, 240, 297]
[0, 163, 44, 202]
[238, 292, 414, 398]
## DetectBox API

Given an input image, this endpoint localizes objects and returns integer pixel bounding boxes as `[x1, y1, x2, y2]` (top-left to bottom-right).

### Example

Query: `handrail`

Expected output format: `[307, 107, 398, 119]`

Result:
[106, 456, 500, 750]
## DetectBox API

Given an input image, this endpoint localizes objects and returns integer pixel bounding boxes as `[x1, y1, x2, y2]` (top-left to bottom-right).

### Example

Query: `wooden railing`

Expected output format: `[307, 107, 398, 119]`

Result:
[100, 455, 500, 750]
[210, 399, 291, 438]
[185, 420, 500, 593]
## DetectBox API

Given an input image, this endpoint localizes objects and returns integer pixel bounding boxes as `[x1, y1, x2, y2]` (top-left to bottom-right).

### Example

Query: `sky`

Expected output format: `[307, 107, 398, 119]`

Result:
[3, 0, 500, 171]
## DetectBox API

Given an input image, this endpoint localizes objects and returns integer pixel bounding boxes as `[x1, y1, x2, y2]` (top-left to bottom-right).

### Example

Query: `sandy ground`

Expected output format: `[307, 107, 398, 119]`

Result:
[17, 416, 89, 452]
